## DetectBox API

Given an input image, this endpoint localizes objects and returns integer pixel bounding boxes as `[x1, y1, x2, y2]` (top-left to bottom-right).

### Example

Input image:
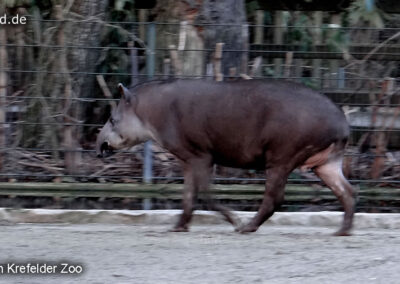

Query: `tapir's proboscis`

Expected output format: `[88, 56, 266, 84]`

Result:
[96, 79, 355, 236]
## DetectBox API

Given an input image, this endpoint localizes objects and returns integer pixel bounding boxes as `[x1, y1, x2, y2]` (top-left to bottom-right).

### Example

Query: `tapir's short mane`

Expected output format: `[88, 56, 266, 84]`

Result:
[129, 78, 178, 92]
[128, 78, 321, 94]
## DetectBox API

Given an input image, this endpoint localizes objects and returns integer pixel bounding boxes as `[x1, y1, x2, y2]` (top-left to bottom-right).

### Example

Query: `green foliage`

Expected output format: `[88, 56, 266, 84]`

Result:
[110, 0, 135, 21]
[348, 0, 385, 28]
[286, 14, 312, 51]
[301, 77, 318, 90]
[4, 0, 32, 8]
[323, 24, 350, 53]
[245, 0, 260, 18]
[29, 0, 52, 19]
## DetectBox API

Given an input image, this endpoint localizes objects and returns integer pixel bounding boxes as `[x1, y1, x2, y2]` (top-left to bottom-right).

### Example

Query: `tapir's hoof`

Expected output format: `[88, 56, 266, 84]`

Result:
[333, 229, 352, 236]
[169, 226, 189, 232]
[235, 224, 258, 234]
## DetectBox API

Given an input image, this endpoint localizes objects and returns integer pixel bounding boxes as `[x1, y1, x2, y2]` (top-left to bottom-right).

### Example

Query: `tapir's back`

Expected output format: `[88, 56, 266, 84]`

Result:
[135, 79, 349, 168]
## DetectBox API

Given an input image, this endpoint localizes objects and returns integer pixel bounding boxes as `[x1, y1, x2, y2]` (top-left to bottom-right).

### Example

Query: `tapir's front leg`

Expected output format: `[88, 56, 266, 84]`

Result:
[170, 171, 197, 232]
[170, 157, 212, 232]
[237, 166, 290, 233]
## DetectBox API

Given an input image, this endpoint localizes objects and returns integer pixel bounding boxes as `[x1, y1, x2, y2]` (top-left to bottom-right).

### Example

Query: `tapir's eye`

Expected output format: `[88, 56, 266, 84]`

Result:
[110, 118, 115, 125]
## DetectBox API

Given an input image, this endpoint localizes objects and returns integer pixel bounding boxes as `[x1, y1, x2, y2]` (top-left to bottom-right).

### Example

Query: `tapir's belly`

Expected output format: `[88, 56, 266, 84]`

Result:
[209, 144, 266, 169]
[214, 156, 266, 169]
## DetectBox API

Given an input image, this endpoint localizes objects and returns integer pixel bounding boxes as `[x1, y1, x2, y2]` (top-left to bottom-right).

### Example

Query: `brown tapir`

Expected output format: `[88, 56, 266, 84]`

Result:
[96, 79, 355, 236]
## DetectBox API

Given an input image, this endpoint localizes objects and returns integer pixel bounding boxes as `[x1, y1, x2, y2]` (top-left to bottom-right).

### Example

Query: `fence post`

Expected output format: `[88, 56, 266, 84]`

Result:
[163, 58, 171, 79]
[312, 11, 323, 88]
[143, 23, 156, 184]
[273, 11, 284, 78]
[338, 67, 345, 89]
[240, 24, 249, 75]
[169, 45, 182, 76]
[329, 14, 341, 88]
[254, 10, 264, 44]
[56, 4, 80, 175]
[138, 9, 148, 40]
[214, 43, 224, 82]
[129, 41, 139, 87]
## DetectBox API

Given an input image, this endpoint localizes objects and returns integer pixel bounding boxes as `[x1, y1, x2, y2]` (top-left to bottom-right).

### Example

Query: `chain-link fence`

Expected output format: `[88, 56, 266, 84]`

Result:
[0, 19, 399, 190]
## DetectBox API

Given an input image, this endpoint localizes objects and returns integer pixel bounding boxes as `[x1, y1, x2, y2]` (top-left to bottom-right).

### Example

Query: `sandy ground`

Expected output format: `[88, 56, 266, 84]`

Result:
[0, 223, 399, 284]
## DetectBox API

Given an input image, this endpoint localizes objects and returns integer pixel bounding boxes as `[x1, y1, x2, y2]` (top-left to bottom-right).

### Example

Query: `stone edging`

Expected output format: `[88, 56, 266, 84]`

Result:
[1, 208, 400, 229]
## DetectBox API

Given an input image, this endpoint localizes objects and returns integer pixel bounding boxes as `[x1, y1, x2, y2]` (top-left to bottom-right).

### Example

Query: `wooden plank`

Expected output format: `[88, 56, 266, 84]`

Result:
[0, 183, 399, 201]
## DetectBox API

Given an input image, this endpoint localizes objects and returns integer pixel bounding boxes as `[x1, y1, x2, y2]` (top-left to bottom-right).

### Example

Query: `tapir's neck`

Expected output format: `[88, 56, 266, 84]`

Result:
[142, 121, 162, 146]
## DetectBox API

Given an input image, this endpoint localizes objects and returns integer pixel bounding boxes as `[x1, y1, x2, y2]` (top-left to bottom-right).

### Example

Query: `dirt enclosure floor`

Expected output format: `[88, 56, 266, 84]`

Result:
[1, 224, 400, 284]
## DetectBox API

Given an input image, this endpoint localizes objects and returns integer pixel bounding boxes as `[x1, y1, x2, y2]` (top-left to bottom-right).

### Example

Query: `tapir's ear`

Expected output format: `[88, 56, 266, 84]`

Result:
[117, 83, 134, 104]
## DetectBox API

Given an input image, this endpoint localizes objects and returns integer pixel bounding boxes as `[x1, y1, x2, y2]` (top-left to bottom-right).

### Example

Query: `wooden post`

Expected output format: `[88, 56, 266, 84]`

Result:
[96, 75, 116, 111]
[254, 10, 264, 44]
[178, 21, 187, 51]
[163, 58, 171, 79]
[250, 56, 262, 77]
[329, 14, 341, 88]
[129, 41, 139, 87]
[295, 59, 303, 83]
[169, 45, 182, 76]
[55, 5, 81, 175]
[229, 67, 237, 79]
[0, 27, 7, 171]
[312, 11, 323, 88]
[206, 63, 213, 80]
[273, 11, 284, 77]
[180, 22, 204, 76]
[284, 51, 293, 79]
[138, 9, 148, 40]
[370, 79, 391, 179]
[214, 43, 224, 82]
[240, 24, 249, 75]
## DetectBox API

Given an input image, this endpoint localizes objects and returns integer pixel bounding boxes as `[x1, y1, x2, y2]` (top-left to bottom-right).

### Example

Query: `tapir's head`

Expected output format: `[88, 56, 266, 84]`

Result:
[96, 83, 152, 158]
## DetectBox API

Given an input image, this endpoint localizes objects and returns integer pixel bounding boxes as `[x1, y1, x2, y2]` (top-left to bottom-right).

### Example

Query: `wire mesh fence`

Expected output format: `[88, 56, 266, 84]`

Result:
[0, 18, 399, 187]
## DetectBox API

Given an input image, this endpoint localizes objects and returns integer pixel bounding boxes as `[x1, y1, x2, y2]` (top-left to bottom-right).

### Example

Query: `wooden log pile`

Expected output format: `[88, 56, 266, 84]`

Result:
[1, 144, 399, 186]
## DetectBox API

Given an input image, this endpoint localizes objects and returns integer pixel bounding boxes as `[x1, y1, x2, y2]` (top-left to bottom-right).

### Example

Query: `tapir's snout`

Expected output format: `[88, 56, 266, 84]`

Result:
[96, 141, 114, 158]
[96, 123, 116, 158]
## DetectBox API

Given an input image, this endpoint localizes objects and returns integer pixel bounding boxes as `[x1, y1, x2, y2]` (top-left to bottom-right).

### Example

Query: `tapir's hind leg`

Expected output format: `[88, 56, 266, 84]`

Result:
[314, 158, 356, 236]
[236, 167, 290, 233]
[205, 199, 239, 227]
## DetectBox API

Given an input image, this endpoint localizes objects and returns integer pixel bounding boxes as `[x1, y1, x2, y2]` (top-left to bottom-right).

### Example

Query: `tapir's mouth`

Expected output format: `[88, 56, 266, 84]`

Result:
[98, 141, 115, 158]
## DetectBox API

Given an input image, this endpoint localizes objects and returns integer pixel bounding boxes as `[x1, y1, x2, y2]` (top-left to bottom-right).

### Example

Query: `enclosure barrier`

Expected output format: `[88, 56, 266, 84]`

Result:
[0, 18, 399, 210]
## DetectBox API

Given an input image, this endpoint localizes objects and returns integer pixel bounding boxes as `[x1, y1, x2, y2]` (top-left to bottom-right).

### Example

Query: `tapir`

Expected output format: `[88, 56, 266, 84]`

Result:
[96, 79, 355, 236]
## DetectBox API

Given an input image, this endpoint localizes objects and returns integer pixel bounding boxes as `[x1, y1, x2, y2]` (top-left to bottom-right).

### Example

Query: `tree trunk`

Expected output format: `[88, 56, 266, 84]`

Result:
[154, 0, 248, 77]
[68, 0, 109, 137]
[198, 0, 248, 76]
[69, 0, 109, 86]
